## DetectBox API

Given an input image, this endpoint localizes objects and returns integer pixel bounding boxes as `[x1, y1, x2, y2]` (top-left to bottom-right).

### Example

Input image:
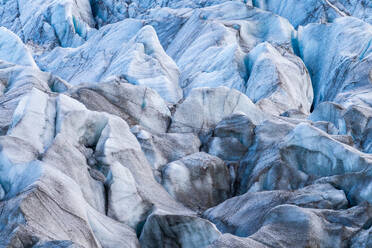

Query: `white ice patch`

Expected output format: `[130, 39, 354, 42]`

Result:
[0, 27, 37, 67]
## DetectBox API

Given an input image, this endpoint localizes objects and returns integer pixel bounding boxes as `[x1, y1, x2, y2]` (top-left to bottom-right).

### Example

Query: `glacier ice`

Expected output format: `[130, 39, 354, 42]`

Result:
[204, 183, 347, 237]
[298, 17, 372, 108]
[245, 42, 313, 115]
[254, 0, 372, 28]
[166, 1, 295, 95]
[169, 86, 266, 135]
[68, 80, 172, 134]
[0, 27, 37, 67]
[0, 0, 372, 247]
[132, 126, 201, 180]
[162, 152, 231, 212]
[0, 0, 96, 49]
[37, 20, 183, 103]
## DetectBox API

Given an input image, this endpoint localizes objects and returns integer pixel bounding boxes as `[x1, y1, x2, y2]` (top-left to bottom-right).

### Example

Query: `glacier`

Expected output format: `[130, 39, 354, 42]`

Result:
[0, 0, 371, 247]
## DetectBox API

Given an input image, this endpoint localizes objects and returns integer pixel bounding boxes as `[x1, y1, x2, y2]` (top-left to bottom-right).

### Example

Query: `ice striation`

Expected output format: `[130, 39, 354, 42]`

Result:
[165, 1, 295, 95]
[298, 16, 372, 108]
[0, 0, 371, 247]
[37, 20, 183, 103]
[245, 42, 313, 115]
[0, 0, 96, 49]
[254, 0, 372, 28]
